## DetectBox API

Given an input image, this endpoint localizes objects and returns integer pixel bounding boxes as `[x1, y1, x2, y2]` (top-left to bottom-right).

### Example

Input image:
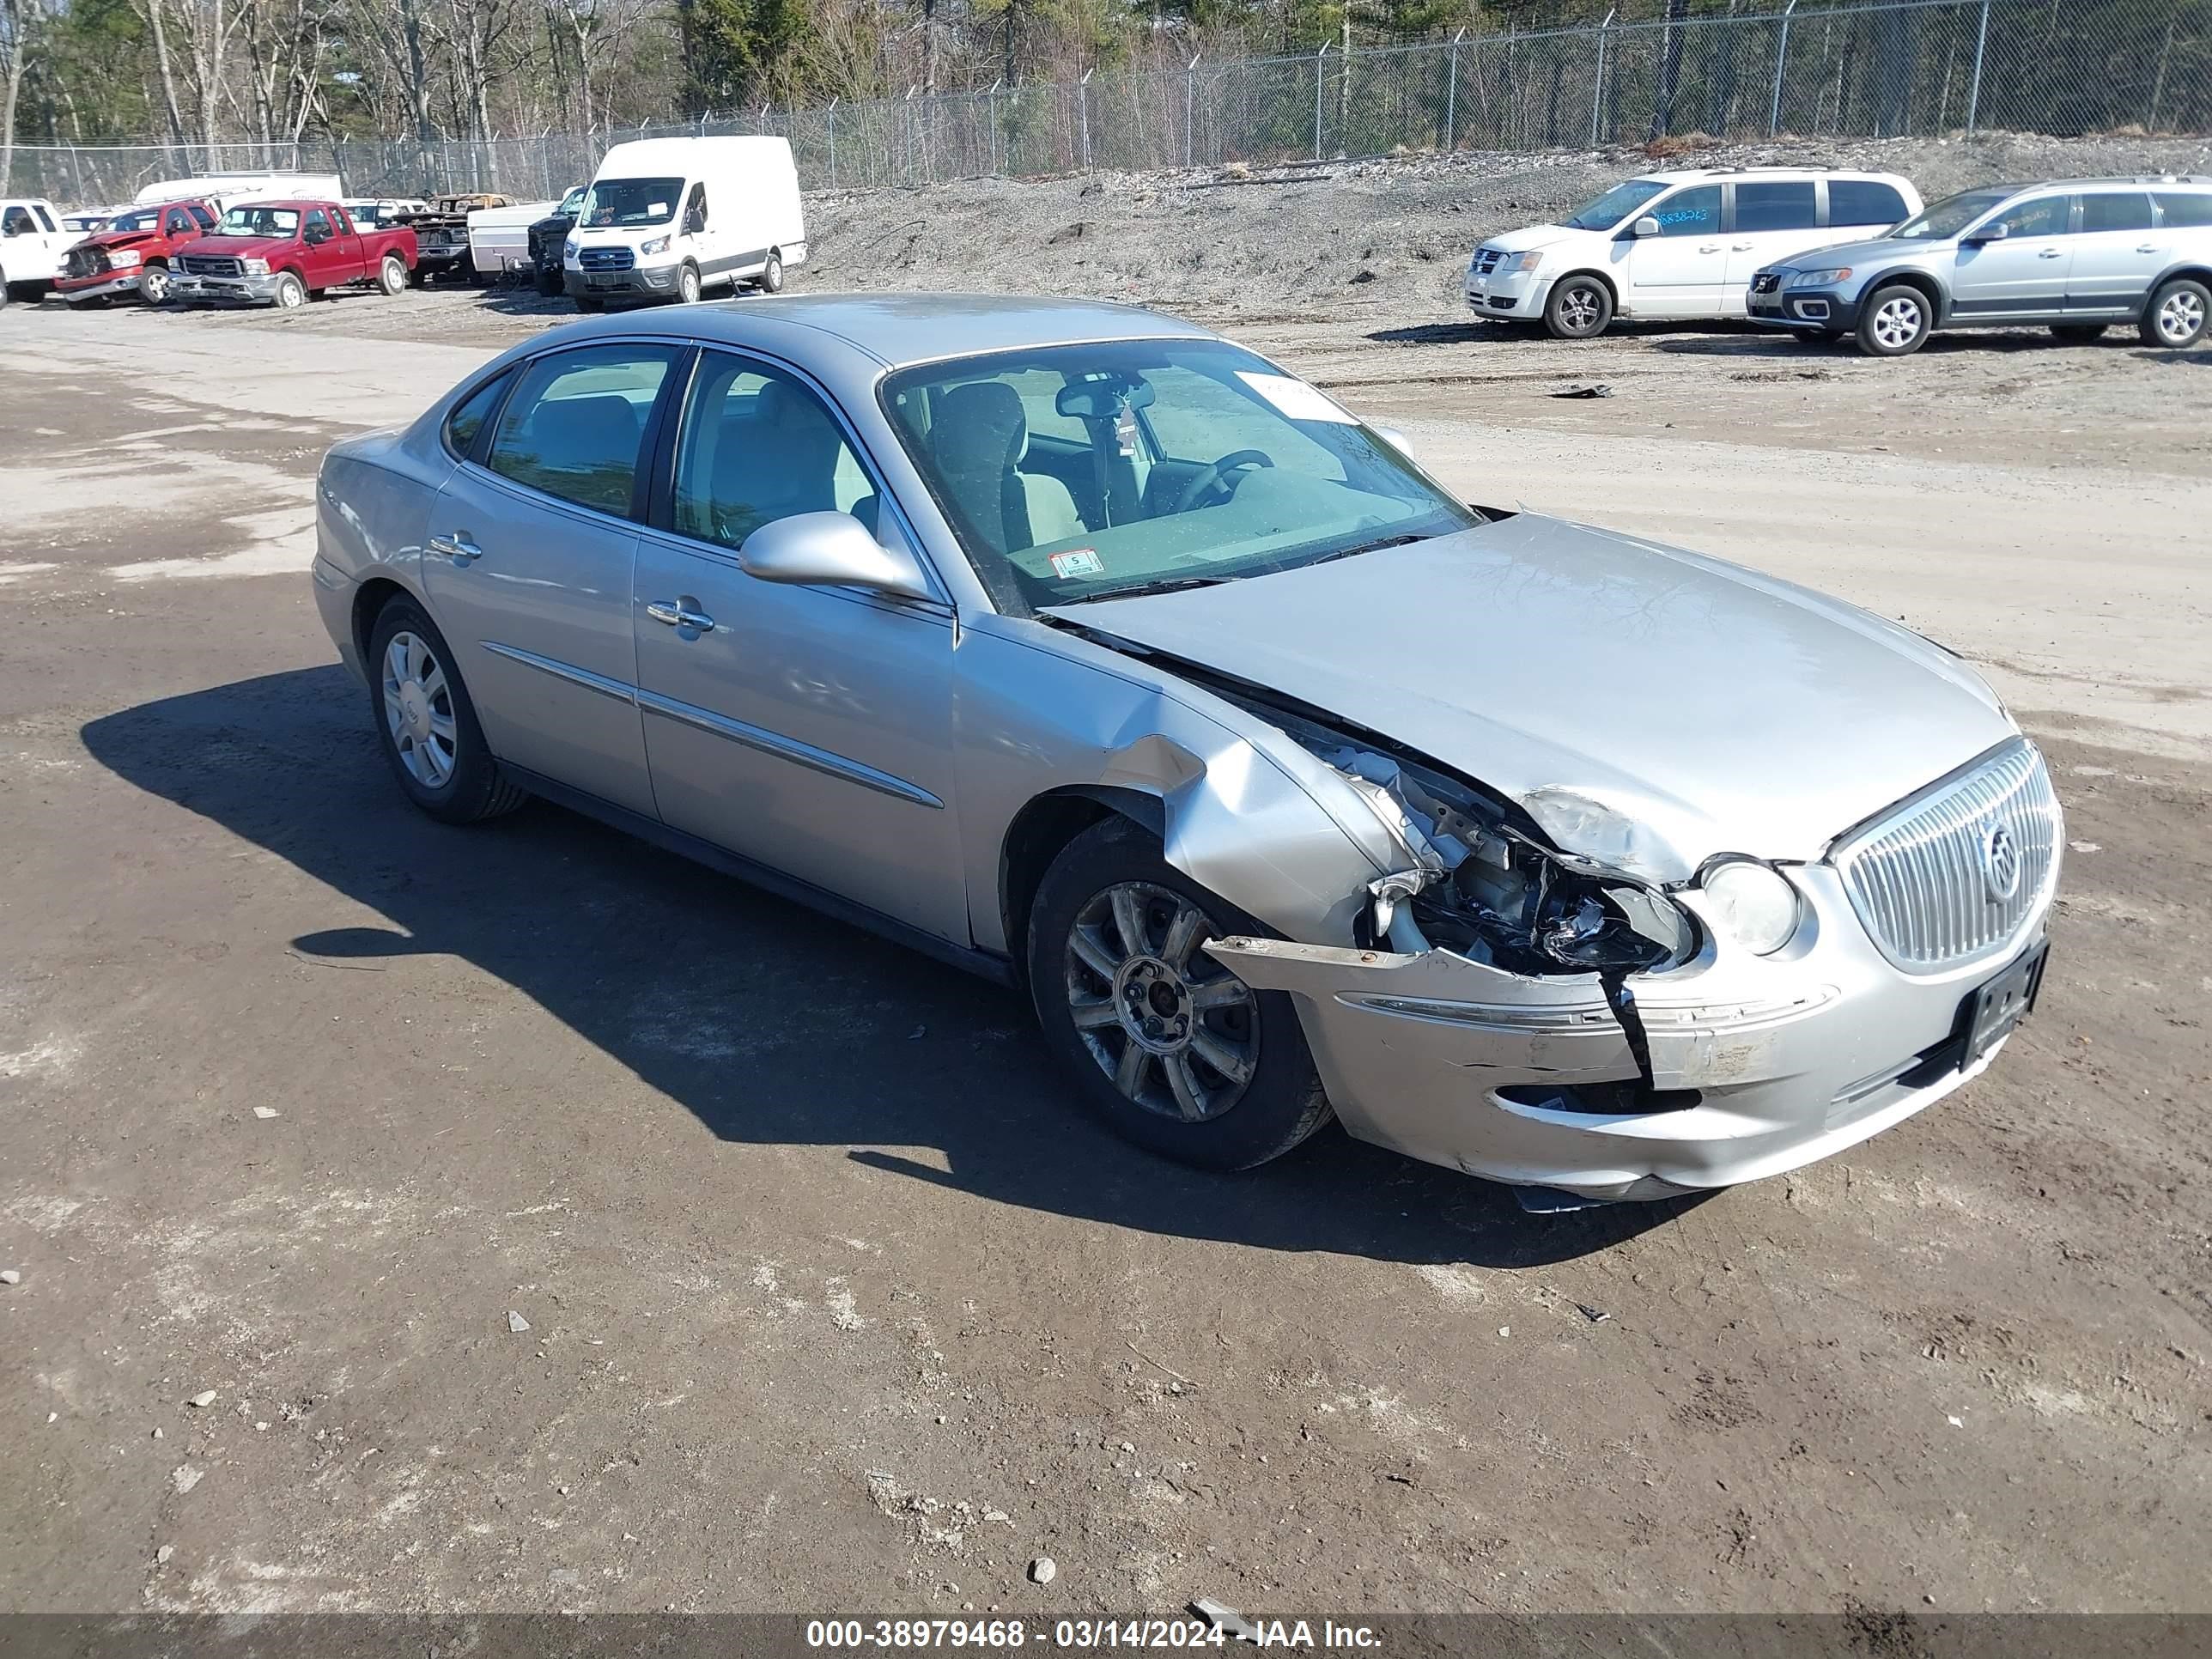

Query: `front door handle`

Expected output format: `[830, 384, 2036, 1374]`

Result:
[2136, 243, 2163, 253]
[646, 598, 716, 634]
[1698, 243, 1720, 253]
[428, 532, 482, 565]
[2038, 248, 2064, 258]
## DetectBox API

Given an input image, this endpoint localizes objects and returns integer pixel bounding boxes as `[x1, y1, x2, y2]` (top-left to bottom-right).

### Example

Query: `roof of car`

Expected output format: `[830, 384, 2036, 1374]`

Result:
[679, 293, 1218, 367]
[1634, 165, 1905, 182]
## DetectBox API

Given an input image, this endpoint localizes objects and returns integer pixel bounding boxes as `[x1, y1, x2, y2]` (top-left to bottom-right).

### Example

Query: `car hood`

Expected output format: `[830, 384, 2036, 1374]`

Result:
[84, 230, 161, 252]
[185, 234, 288, 257]
[1479, 224, 1589, 254]
[1764, 235, 1930, 272]
[1042, 514, 2015, 882]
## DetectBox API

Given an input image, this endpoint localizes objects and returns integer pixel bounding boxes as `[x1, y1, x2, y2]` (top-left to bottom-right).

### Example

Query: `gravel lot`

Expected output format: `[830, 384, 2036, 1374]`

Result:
[2, 136, 2209, 1625]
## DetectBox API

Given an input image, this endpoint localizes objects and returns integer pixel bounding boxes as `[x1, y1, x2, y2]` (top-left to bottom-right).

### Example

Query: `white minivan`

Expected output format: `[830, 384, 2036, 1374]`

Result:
[563, 136, 805, 311]
[1464, 166, 1922, 338]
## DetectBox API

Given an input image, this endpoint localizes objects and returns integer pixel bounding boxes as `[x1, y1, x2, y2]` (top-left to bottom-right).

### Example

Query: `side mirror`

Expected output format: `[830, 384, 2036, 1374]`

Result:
[739, 511, 934, 601]
[1631, 216, 1662, 238]
[1965, 220, 2008, 246]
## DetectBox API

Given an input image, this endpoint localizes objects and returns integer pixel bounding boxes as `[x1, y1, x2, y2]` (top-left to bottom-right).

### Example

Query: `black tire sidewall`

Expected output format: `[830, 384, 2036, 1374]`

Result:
[762, 253, 783, 294]
[276, 273, 307, 308]
[365, 597, 509, 824]
[1545, 276, 1611, 339]
[1856, 284, 1929, 356]
[1025, 817, 1330, 1172]
[678, 264, 700, 304]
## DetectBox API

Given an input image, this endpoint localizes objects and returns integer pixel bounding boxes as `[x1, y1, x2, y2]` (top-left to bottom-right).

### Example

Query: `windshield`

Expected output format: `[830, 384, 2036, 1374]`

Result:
[580, 177, 683, 228]
[218, 204, 300, 237]
[1892, 189, 2011, 240]
[1560, 178, 1670, 231]
[105, 210, 164, 233]
[346, 203, 385, 225]
[559, 186, 586, 216]
[881, 339, 1481, 615]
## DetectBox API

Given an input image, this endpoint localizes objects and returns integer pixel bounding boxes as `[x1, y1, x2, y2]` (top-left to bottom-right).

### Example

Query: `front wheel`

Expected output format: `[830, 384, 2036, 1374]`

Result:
[1543, 274, 1612, 339]
[1026, 817, 1332, 1171]
[676, 262, 702, 305]
[137, 264, 173, 306]
[273, 270, 307, 309]
[757, 250, 785, 294]
[377, 254, 408, 296]
[2140, 277, 2209, 348]
[1856, 283, 1931, 356]
[366, 598, 528, 824]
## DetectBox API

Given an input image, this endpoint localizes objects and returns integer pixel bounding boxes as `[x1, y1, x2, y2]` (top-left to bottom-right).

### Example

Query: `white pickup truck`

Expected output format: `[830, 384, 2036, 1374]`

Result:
[0, 197, 77, 306]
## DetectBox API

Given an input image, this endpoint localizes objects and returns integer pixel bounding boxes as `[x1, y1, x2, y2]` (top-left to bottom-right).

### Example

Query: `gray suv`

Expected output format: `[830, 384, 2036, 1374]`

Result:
[1748, 176, 2212, 356]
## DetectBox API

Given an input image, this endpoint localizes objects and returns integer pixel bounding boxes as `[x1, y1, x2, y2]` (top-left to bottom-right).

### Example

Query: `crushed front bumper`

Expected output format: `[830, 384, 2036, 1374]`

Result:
[58, 272, 143, 303]
[1212, 863, 2053, 1201]
[173, 272, 285, 306]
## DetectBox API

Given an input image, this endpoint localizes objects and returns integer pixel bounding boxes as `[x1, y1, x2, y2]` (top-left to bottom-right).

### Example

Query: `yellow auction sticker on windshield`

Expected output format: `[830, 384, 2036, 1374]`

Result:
[1235, 370, 1358, 424]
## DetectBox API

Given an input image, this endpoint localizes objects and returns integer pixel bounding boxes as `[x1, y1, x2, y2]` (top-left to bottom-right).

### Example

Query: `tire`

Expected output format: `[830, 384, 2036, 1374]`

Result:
[137, 264, 173, 306]
[273, 270, 307, 310]
[365, 596, 528, 825]
[574, 295, 603, 313]
[2139, 277, 2209, 348]
[676, 262, 702, 305]
[1543, 273, 1612, 339]
[757, 250, 785, 295]
[1856, 283, 1932, 356]
[0, 277, 11, 311]
[1025, 816, 1333, 1172]
[2051, 322, 2108, 343]
[377, 254, 407, 296]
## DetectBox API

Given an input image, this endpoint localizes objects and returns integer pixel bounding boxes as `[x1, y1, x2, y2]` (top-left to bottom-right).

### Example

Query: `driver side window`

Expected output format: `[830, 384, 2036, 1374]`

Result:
[684, 183, 708, 234]
[2, 205, 33, 236]
[1992, 196, 2070, 238]
[1650, 185, 1723, 237]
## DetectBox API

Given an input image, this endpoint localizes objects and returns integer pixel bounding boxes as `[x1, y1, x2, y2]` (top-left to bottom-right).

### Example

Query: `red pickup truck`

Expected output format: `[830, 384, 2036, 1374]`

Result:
[172, 200, 418, 309]
[56, 198, 220, 307]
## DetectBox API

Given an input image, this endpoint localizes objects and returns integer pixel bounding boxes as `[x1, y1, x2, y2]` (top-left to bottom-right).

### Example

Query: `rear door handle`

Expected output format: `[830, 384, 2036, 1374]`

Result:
[1730, 241, 1753, 251]
[1698, 243, 1721, 253]
[646, 599, 715, 633]
[2136, 243, 2163, 253]
[2038, 248, 2064, 258]
[428, 532, 482, 565]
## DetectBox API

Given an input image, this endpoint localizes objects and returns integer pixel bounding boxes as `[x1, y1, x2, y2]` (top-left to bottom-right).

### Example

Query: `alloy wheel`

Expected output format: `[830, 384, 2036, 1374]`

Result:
[1559, 287, 1601, 331]
[139, 265, 171, 305]
[2158, 289, 2204, 344]
[1064, 880, 1259, 1123]
[381, 630, 459, 789]
[1871, 294, 1923, 350]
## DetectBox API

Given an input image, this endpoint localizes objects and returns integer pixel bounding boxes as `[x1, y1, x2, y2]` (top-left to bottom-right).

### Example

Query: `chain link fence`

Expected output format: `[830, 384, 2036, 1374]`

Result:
[11, 0, 2209, 207]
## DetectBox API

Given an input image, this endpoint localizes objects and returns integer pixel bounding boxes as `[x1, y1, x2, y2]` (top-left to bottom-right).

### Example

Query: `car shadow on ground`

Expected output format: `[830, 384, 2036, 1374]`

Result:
[82, 665, 1703, 1269]
[1366, 318, 1774, 348]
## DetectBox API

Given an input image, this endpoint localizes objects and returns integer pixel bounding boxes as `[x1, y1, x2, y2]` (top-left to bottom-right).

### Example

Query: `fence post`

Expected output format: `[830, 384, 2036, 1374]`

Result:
[1314, 42, 1330, 161]
[1771, 0, 1798, 137]
[827, 100, 838, 185]
[1446, 29, 1463, 150]
[1965, 0, 1991, 135]
[1592, 9, 1615, 146]
[1186, 54, 1200, 169]
[1080, 67, 1095, 171]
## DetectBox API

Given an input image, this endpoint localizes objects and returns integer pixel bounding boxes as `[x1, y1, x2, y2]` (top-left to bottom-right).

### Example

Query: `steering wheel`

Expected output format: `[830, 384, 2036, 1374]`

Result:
[1172, 449, 1274, 514]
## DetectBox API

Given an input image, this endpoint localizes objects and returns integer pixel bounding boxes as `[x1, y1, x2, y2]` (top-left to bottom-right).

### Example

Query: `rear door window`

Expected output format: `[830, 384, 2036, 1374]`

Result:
[1733, 180, 1817, 233]
[2153, 191, 2212, 228]
[486, 343, 682, 515]
[445, 371, 512, 460]
[2080, 192, 2154, 233]
[33, 205, 58, 233]
[1827, 179, 1908, 227]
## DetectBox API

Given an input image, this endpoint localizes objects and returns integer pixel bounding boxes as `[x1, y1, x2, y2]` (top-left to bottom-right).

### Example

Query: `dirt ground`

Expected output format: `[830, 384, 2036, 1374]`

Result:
[3, 140, 2209, 1625]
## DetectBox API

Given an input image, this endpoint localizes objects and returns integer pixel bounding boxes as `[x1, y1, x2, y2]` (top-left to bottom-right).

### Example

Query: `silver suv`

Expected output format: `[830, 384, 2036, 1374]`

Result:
[1748, 176, 2212, 356]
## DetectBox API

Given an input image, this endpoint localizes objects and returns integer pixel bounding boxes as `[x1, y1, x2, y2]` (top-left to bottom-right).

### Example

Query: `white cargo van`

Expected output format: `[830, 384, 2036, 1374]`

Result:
[562, 136, 805, 310]
[133, 173, 345, 214]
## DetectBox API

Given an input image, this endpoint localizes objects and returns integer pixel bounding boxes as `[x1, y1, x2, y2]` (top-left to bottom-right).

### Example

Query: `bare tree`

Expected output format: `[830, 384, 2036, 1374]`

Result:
[0, 0, 32, 190]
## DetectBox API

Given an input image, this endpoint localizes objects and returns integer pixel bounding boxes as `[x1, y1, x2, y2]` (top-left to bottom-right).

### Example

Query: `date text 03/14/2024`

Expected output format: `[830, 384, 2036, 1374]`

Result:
[804, 1618, 1384, 1649]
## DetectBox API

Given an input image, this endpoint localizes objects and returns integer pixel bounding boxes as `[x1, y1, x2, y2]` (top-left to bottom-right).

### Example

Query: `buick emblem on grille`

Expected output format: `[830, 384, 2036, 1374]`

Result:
[1979, 818, 2021, 903]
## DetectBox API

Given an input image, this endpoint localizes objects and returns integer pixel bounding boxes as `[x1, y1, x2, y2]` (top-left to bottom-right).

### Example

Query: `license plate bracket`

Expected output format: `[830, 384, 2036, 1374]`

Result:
[1963, 939, 2049, 1066]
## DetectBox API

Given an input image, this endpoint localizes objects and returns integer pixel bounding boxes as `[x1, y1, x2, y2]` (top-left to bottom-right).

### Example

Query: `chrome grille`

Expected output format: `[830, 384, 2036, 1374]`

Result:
[1834, 740, 2061, 973]
[180, 254, 241, 277]
[1469, 246, 1504, 276]
[580, 246, 635, 271]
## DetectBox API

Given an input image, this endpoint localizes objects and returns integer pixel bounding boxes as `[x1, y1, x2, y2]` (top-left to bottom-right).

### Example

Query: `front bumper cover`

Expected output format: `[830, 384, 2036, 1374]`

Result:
[1748, 284, 1864, 331]
[1211, 862, 2054, 1200]
[173, 271, 286, 305]
[564, 265, 680, 301]
[58, 271, 143, 303]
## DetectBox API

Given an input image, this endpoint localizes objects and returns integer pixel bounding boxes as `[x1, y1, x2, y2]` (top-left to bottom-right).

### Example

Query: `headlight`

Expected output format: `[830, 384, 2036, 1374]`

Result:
[108, 249, 142, 267]
[1499, 251, 1544, 274]
[240, 258, 270, 276]
[1788, 267, 1852, 288]
[640, 234, 671, 257]
[563, 237, 580, 259]
[1698, 858, 1802, 956]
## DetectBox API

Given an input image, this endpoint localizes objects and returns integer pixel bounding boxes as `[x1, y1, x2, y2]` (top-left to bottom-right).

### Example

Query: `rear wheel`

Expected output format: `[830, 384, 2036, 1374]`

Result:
[1543, 274, 1612, 339]
[366, 597, 528, 825]
[2140, 277, 2209, 347]
[1856, 283, 1931, 356]
[137, 263, 173, 306]
[757, 250, 785, 294]
[1026, 817, 1332, 1171]
[377, 254, 408, 296]
[273, 270, 307, 309]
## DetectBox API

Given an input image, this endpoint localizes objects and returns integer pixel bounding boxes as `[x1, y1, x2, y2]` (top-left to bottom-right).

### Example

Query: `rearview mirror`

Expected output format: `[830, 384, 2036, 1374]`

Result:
[1055, 378, 1156, 422]
[1965, 220, 2009, 245]
[739, 511, 934, 601]
[1631, 216, 1662, 238]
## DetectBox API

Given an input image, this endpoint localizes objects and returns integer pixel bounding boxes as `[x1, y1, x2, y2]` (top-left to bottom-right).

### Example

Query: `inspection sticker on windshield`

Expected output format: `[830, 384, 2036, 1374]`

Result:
[1050, 549, 1104, 579]
[1236, 370, 1357, 424]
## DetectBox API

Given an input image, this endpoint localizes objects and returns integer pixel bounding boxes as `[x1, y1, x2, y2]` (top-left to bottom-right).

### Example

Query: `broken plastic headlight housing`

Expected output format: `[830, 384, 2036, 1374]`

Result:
[1698, 857, 1802, 955]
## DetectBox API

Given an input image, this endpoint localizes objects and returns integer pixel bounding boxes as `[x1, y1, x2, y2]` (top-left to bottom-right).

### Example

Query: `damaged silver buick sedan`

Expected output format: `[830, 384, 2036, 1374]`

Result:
[312, 295, 2060, 1202]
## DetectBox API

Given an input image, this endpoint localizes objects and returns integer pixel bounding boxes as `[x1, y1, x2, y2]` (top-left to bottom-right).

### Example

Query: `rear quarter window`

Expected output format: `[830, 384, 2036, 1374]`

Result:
[1829, 179, 1909, 227]
[2154, 191, 2212, 228]
[445, 371, 511, 460]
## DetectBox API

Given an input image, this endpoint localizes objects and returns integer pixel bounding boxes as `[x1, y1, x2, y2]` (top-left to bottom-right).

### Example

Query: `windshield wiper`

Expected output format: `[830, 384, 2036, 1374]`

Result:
[1059, 574, 1234, 604]
[1298, 531, 1428, 568]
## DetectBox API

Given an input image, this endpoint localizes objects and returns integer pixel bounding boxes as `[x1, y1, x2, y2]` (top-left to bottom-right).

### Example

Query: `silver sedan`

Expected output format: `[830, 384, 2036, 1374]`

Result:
[311, 295, 2060, 1204]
